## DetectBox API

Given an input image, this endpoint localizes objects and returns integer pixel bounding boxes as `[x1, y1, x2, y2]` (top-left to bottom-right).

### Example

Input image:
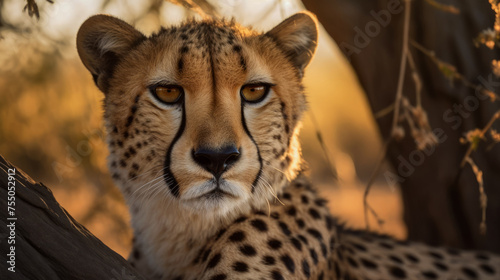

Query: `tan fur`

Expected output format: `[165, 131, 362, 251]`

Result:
[77, 13, 500, 280]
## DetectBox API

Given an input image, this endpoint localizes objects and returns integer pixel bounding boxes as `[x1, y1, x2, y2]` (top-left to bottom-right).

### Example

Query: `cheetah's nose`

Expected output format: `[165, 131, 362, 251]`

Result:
[192, 145, 240, 179]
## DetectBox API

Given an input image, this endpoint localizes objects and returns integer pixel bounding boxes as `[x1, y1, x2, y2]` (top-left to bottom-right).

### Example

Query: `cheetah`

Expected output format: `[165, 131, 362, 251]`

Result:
[76, 12, 500, 280]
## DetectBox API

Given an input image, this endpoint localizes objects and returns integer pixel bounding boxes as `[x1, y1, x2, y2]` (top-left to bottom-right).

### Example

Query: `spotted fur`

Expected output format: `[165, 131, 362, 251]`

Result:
[77, 13, 500, 280]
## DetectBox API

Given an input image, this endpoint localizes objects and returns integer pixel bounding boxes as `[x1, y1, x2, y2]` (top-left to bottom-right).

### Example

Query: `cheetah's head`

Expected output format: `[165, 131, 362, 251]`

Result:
[77, 13, 318, 218]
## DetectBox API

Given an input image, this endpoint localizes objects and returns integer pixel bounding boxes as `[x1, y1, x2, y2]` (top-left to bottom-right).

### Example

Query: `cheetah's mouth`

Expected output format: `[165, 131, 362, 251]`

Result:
[203, 188, 233, 200]
[181, 179, 243, 202]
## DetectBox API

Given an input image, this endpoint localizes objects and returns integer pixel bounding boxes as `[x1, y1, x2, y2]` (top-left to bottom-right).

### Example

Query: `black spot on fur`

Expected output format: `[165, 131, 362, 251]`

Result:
[202, 248, 211, 262]
[318, 271, 324, 280]
[290, 237, 302, 251]
[405, 253, 419, 263]
[271, 270, 284, 280]
[302, 259, 310, 278]
[347, 257, 358, 268]
[298, 234, 309, 245]
[389, 255, 403, 264]
[379, 242, 394, 249]
[301, 195, 309, 204]
[263, 255, 275, 265]
[421, 271, 438, 279]
[360, 258, 377, 269]
[278, 222, 291, 236]
[428, 251, 444, 260]
[234, 216, 247, 223]
[462, 267, 478, 278]
[329, 236, 336, 251]
[232, 261, 249, 272]
[286, 206, 297, 216]
[208, 274, 226, 280]
[282, 192, 291, 200]
[239, 55, 247, 71]
[270, 212, 280, 219]
[388, 266, 407, 278]
[475, 253, 489, 260]
[180, 46, 189, 53]
[178, 58, 184, 72]
[280, 255, 295, 274]
[239, 244, 257, 256]
[125, 115, 134, 127]
[228, 231, 245, 242]
[308, 208, 321, 219]
[480, 264, 495, 274]
[325, 216, 335, 230]
[250, 219, 268, 232]
[314, 198, 327, 207]
[433, 261, 448, 271]
[310, 249, 318, 264]
[119, 160, 127, 167]
[307, 228, 323, 241]
[293, 219, 304, 229]
[320, 242, 327, 257]
[268, 239, 282, 250]
[193, 246, 205, 264]
[207, 253, 221, 269]
[214, 228, 226, 241]
[351, 242, 367, 252]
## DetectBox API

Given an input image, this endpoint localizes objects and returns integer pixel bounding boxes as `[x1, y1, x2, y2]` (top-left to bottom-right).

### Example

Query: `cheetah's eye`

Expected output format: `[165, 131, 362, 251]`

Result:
[240, 83, 272, 103]
[152, 85, 183, 104]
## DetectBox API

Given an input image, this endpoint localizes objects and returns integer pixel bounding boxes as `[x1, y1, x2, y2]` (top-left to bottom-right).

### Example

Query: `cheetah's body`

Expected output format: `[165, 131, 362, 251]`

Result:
[77, 13, 500, 280]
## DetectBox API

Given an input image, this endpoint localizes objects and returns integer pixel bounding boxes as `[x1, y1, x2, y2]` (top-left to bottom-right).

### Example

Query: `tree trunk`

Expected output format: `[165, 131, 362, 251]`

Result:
[0, 155, 144, 280]
[302, 0, 500, 253]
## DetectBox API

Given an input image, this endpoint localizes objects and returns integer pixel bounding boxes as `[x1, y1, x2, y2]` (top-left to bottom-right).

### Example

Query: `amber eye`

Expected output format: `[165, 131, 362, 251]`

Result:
[240, 83, 272, 103]
[152, 85, 183, 104]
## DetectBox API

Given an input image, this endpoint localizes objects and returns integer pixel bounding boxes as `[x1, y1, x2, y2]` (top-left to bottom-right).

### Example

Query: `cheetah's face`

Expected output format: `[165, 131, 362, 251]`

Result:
[77, 13, 318, 216]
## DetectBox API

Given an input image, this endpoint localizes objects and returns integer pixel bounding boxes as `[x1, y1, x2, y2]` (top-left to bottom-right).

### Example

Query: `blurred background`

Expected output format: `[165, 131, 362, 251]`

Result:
[0, 0, 402, 257]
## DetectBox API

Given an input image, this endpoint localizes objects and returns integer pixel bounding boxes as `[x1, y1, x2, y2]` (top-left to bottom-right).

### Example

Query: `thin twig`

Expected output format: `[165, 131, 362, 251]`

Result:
[374, 103, 395, 119]
[407, 49, 423, 108]
[308, 111, 338, 180]
[390, 0, 412, 137]
[460, 110, 500, 167]
[363, 139, 391, 230]
[364, 0, 412, 230]
[464, 157, 487, 235]
[411, 39, 500, 102]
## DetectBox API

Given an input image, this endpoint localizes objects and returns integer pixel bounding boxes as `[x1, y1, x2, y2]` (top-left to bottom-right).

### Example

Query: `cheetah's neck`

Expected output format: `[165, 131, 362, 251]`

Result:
[127, 192, 269, 279]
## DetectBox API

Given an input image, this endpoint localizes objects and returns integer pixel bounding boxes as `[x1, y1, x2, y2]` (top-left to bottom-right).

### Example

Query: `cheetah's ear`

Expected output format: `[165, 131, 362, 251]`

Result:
[77, 15, 145, 93]
[266, 12, 318, 77]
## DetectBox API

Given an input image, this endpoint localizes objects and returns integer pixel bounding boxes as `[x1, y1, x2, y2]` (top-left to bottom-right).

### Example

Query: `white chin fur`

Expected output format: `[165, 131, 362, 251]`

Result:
[180, 179, 250, 215]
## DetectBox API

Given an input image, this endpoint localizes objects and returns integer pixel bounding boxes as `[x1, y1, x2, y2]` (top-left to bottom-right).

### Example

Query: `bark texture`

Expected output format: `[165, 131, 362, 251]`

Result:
[0, 155, 144, 280]
[303, 0, 500, 253]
